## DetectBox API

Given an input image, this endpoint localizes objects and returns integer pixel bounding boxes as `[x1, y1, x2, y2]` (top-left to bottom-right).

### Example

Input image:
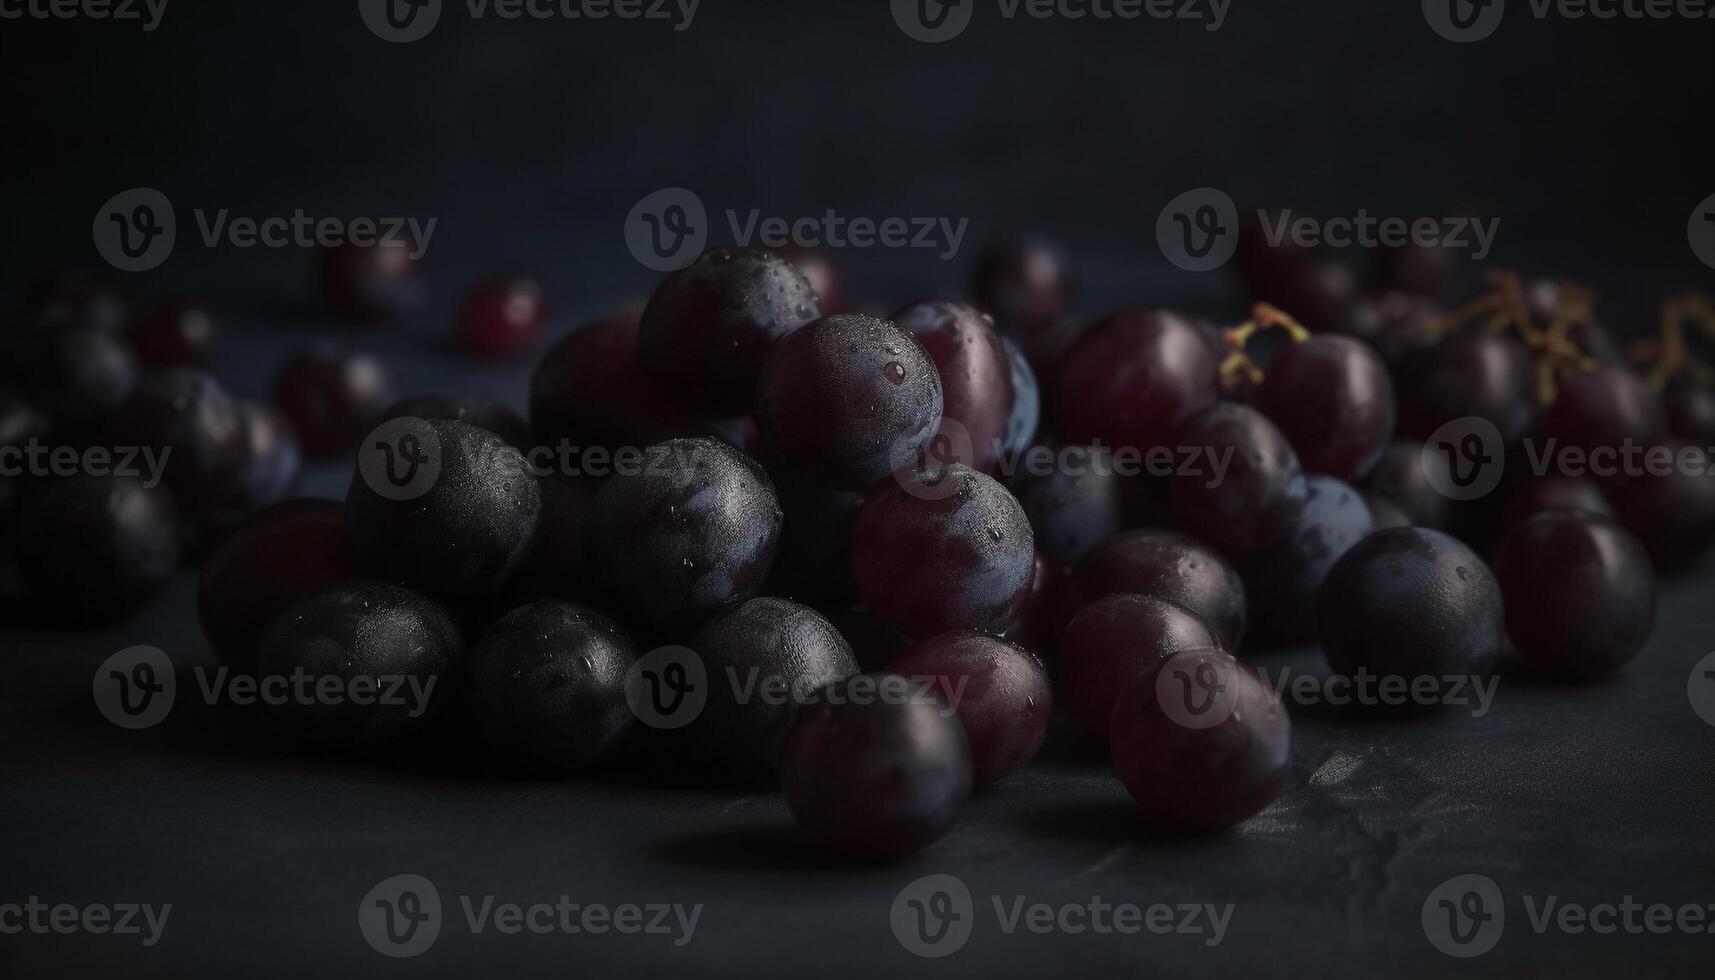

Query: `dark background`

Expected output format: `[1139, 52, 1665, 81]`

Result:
[3, 2, 1714, 978]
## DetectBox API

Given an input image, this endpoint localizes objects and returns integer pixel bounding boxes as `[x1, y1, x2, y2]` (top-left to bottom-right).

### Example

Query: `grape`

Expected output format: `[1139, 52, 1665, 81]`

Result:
[530, 311, 691, 453]
[851, 463, 1035, 639]
[1071, 529, 1246, 650]
[1493, 512, 1655, 678]
[1255, 334, 1395, 482]
[1234, 476, 1372, 647]
[888, 630, 1051, 784]
[893, 299, 1014, 472]
[1057, 593, 1217, 738]
[199, 498, 352, 670]
[1055, 308, 1219, 454]
[1170, 402, 1307, 555]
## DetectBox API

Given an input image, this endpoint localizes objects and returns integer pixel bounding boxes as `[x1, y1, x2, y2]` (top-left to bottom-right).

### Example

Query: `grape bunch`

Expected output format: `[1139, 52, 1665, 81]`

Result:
[0, 229, 1694, 860]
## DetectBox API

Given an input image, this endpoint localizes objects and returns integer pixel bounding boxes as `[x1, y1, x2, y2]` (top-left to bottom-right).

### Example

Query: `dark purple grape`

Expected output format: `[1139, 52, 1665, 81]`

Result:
[530, 311, 691, 453]
[588, 438, 781, 635]
[638, 247, 820, 416]
[1317, 527, 1502, 711]
[1009, 444, 1149, 565]
[199, 499, 353, 670]
[1536, 366, 1666, 474]
[1611, 443, 1715, 568]
[1361, 440, 1455, 531]
[888, 631, 1050, 784]
[777, 246, 848, 315]
[684, 597, 858, 781]
[3, 317, 137, 433]
[1663, 377, 1715, 443]
[319, 241, 423, 321]
[1071, 529, 1245, 650]
[1055, 309, 1219, 455]
[469, 600, 635, 770]
[1237, 223, 1359, 330]
[1359, 490, 1412, 530]
[1057, 593, 1217, 738]
[346, 419, 542, 603]
[1398, 333, 1537, 445]
[1504, 473, 1611, 528]
[851, 463, 1034, 639]
[1494, 512, 1654, 679]
[1111, 648, 1290, 830]
[15, 474, 181, 624]
[999, 336, 1040, 461]
[130, 301, 217, 367]
[271, 343, 395, 459]
[381, 392, 531, 451]
[205, 400, 302, 532]
[765, 476, 864, 608]
[104, 367, 247, 534]
[1235, 476, 1373, 647]
[1170, 402, 1308, 555]
[970, 236, 1071, 335]
[456, 275, 546, 360]
[755, 313, 942, 489]
[257, 581, 461, 742]
[893, 299, 1014, 473]
[1256, 335, 1395, 482]
[780, 673, 972, 859]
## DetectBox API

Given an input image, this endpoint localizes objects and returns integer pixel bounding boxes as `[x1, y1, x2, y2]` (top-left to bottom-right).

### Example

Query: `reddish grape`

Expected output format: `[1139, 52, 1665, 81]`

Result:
[271, 342, 396, 458]
[1111, 648, 1290, 830]
[970, 236, 1071, 335]
[319, 241, 422, 321]
[893, 299, 1014, 473]
[198, 498, 352, 670]
[1071, 529, 1246, 650]
[456, 275, 547, 360]
[1055, 309, 1219, 454]
[888, 631, 1051, 784]
[1009, 444, 1151, 565]
[780, 673, 972, 859]
[1611, 442, 1715, 568]
[1504, 473, 1612, 529]
[1398, 333, 1537, 445]
[1361, 440, 1455, 531]
[1536, 365, 1666, 474]
[1255, 334, 1395, 482]
[1056, 593, 1217, 738]
[851, 463, 1034, 639]
[1234, 476, 1372, 647]
[1493, 512, 1655, 679]
[130, 300, 217, 367]
[1170, 402, 1308, 555]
